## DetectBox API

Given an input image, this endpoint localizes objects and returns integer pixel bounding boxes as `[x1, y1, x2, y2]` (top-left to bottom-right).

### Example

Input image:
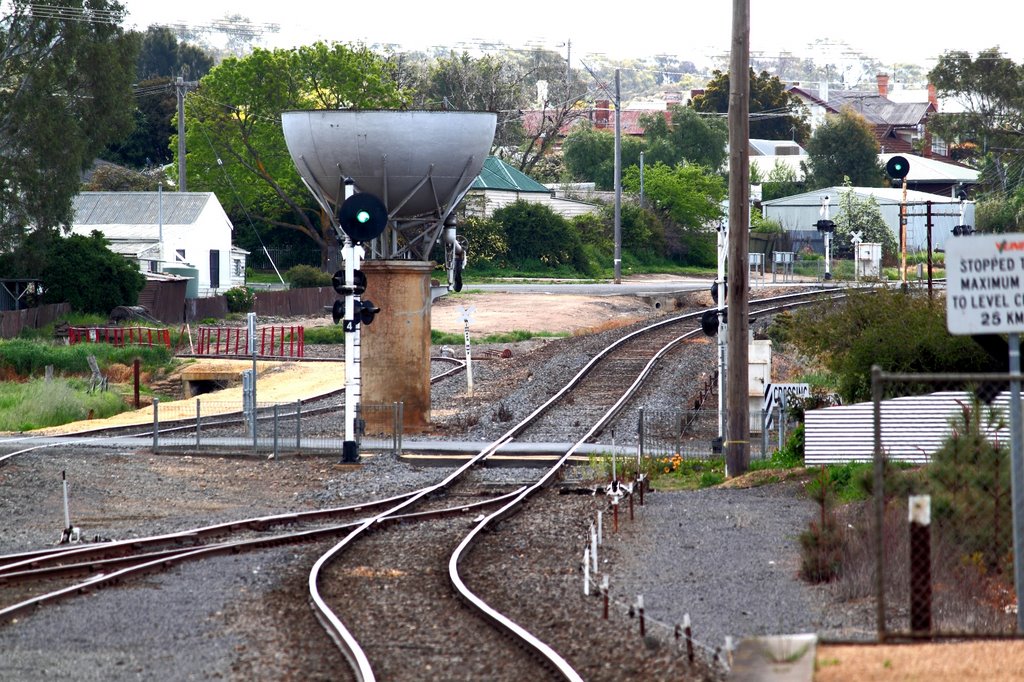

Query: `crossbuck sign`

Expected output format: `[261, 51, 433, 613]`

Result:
[946, 233, 1024, 335]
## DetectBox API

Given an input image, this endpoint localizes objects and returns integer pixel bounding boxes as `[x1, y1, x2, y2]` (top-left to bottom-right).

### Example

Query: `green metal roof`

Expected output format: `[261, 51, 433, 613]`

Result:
[471, 156, 550, 193]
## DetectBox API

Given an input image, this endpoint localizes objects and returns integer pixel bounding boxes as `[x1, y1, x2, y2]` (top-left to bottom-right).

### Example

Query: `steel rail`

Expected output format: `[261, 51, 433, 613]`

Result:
[0, 488, 525, 623]
[307, 286, 854, 680]
[0, 489, 422, 574]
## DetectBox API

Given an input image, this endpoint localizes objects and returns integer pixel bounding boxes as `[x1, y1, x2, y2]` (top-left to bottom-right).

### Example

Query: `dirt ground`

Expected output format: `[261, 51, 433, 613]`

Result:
[430, 291, 664, 335]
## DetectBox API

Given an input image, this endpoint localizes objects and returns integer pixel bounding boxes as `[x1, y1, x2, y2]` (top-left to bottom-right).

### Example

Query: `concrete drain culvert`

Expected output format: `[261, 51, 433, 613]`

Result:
[184, 379, 233, 397]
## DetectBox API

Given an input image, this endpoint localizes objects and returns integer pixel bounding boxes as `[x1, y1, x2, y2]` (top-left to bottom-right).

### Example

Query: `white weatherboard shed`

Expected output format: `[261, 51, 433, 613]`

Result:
[71, 192, 243, 297]
[762, 186, 975, 253]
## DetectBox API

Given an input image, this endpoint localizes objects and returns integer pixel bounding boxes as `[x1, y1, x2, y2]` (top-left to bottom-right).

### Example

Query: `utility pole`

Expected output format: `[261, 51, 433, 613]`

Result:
[614, 68, 622, 284]
[176, 77, 198, 191]
[726, 0, 751, 477]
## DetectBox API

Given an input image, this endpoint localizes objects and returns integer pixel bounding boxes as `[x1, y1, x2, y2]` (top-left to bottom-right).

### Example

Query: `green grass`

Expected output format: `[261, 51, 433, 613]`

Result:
[302, 325, 346, 344]
[0, 338, 173, 377]
[589, 452, 727, 491]
[0, 378, 127, 431]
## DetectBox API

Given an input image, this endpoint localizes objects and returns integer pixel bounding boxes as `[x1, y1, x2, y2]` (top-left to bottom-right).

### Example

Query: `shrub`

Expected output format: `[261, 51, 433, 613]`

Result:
[225, 286, 255, 313]
[0, 378, 127, 431]
[40, 232, 146, 314]
[284, 264, 331, 288]
[799, 466, 844, 582]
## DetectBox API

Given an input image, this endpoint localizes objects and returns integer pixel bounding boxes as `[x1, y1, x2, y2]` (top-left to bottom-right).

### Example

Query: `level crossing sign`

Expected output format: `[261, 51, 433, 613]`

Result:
[763, 383, 810, 430]
[945, 233, 1024, 335]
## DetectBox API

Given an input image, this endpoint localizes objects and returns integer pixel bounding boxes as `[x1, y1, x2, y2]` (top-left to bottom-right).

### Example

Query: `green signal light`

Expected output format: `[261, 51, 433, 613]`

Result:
[356, 210, 371, 223]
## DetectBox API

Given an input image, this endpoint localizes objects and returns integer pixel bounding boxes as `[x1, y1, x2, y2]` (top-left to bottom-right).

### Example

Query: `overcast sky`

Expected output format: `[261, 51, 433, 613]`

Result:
[118, 0, 1023, 72]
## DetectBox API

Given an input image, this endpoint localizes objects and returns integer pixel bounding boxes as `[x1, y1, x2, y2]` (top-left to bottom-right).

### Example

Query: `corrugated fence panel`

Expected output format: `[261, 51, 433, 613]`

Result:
[806, 392, 1012, 465]
[0, 303, 71, 339]
[254, 287, 333, 317]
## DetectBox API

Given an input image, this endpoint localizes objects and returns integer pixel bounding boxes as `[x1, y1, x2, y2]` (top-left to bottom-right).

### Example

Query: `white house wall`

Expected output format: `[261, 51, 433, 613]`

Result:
[464, 190, 600, 220]
[164, 201, 235, 296]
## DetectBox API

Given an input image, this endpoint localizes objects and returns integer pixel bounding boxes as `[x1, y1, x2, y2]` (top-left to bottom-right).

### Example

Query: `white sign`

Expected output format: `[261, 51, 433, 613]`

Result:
[763, 383, 810, 429]
[946, 233, 1024, 335]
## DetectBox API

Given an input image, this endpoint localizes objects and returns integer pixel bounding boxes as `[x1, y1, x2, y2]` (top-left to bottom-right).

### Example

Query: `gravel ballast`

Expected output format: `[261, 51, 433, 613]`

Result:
[0, 301, 875, 680]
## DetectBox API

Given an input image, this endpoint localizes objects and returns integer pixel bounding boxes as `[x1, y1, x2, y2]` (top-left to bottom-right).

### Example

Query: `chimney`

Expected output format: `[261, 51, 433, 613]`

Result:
[927, 83, 938, 111]
[595, 99, 610, 129]
[876, 73, 889, 98]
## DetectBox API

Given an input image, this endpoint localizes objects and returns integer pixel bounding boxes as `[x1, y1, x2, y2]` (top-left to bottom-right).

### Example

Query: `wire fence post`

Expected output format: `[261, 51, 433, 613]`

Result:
[152, 398, 159, 453]
[295, 400, 302, 450]
[272, 403, 279, 459]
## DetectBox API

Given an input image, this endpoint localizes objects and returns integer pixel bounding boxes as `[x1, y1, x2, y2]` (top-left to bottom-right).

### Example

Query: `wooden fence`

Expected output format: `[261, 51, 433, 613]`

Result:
[0, 303, 70, 339]
[253, 287, 334, 317]
[0, 287, 332, 338]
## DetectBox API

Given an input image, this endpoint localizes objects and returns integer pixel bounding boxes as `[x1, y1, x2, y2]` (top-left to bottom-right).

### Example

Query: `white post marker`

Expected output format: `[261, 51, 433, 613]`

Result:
[583, 548, 591, 596]
[460, 306, 475, 396]
[945, 232, 1024, 633]
[851, 231, 863, 282]
[821, 195, 832, 281]
[247, 312, 257, 436]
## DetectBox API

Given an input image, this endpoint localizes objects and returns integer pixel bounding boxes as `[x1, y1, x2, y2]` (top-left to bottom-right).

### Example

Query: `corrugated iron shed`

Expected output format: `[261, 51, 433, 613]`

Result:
[72, 192, 212, 226]
[471, 157, 551, 193]
[805, 391, 1011, 465]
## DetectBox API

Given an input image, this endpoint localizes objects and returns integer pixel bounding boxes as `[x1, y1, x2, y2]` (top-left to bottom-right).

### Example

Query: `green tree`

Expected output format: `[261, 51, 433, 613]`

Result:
[788, 289, 1003, 403]
[803, 107, 884, 189]
[40, 231, 146, 314]
[928, 399, 1012, 574]
[183, 43, 409, 269]
[492, 200, 589, 273]
[0, 0, 139, 249]
[623, 163, 725, 266]
[639, 105, 728, 171]
[136, 26, 214, 80]
[690, 69, 811, 143]
[927, 48, 1024, 171]
[761, 160, 804, 201]
[561, 122, 644, 190]
[402, 48, 587, 176]
[832, 185, 898, 259]
[102, 77, 177, 168]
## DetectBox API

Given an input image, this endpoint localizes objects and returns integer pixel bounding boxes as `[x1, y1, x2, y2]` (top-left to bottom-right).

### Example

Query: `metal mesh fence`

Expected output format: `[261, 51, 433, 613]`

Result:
[636, 408, 774, 461]
[150, 398, 402, 457]
[868, 370, 1024, 639]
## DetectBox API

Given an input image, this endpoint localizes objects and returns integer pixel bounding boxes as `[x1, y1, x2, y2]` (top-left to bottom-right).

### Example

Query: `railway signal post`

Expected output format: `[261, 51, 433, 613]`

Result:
[335, 181, 388, 463]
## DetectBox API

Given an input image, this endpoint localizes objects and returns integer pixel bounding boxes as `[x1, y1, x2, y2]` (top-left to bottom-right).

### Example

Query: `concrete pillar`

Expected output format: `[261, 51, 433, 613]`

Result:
[360, 260, 433, 432]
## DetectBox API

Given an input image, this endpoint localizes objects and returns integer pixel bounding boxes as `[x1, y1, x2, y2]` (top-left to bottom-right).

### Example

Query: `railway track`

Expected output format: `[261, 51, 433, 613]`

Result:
[308, 287, 849, 681]
[0, 285, 853, 680]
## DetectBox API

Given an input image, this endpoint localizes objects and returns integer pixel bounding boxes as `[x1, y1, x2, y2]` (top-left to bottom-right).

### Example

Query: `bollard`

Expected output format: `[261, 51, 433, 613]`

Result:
[591, 523, 598, 573]
[909, 495, 932, 634]
[152, 398, 159, 452]
[629, 489, 634, 521]
[612, 496, 619, 533]
[583, 548, 590, 596]
[602, 575, 609, 620]
[638, 595, 645, 637]
[639, 474, 645, 506]
[597, 510, 603, 545]
[684, 613, 694, 664]
[195, 398, 201, 448]
[133, 358, 140, 408]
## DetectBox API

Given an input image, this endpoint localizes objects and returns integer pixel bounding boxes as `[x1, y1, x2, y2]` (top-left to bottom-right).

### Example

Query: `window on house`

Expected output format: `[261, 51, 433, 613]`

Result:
[233, 258, 244, 277]
[149, 260, 159, 272]
[176, 249, 186, 262]
[932, 137, 948, 156]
